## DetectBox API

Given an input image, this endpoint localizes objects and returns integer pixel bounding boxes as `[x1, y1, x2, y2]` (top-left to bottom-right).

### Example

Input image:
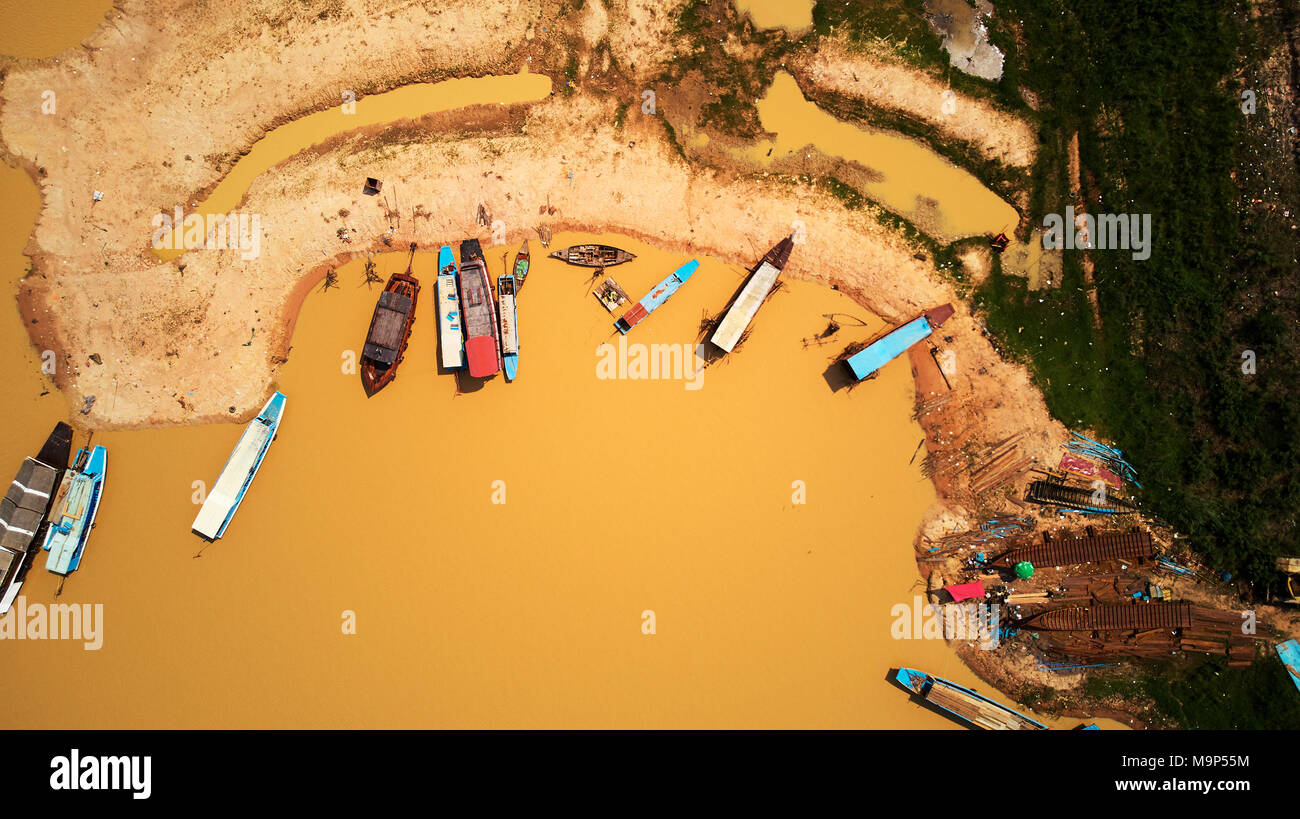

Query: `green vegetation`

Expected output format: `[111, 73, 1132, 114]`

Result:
[1084, 653, 1300, 730]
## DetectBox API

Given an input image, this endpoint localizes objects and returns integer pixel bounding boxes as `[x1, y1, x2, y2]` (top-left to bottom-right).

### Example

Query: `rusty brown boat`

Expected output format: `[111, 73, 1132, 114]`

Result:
[548, 244, 636, 268]
[360, 244, 420, 396]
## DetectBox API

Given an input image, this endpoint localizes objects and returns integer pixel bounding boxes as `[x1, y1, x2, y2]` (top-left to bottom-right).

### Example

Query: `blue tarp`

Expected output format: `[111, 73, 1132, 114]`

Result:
[845, 317, 933, 381]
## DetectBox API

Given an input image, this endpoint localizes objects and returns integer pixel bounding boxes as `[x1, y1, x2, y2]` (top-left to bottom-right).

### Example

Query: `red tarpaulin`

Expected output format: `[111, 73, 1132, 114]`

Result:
[944, 581, 986, 602]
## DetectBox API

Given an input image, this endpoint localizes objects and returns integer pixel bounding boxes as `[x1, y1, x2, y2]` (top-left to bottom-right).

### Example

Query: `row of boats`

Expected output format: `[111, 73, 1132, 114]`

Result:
[0, 423, 107, 612]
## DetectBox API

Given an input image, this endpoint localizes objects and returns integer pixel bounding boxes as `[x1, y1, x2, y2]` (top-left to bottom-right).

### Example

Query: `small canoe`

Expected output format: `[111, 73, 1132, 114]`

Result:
[436, 245, 465, 370]
[43, 445, 107, 577]
[513, 240, 531, 291]
[459, 239, 502, 378]
[548, 244, 636, 268]
[498, 275, 519, 381]
[361, 245, 420, 396]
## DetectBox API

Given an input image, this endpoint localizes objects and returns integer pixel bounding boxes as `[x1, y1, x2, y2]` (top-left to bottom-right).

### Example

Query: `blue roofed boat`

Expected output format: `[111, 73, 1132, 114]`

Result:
[192, 391, 286, 541]
[894, 667, 1048, 730]
[1278, 639, 1300, 695]
[842, 304, 955, 382]
[42, 444, 107, 577]
[615, 259, 699, 334]
[498, 273, 519, 381]
[436, 245, 465, 370]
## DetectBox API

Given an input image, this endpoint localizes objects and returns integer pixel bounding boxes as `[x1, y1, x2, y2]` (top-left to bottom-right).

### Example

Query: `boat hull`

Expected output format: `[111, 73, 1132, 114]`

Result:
[498, 274, 519, 381]
[710, 236, 793, 353]
[513, 240, 530, 291]
[191, 392, 286, 541]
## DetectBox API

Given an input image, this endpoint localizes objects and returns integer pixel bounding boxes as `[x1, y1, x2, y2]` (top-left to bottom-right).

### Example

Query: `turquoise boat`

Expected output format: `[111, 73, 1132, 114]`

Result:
[615, 259, 699, 334]
[842, 304, 954, 382]
[1278, 640, 1300, 695]
[894, 667, 1048, 730]
[192, 391, 286, 541]
[498, 274, 519, 381]
[42, 445, 107, 577]
[436, 245, 465, 370]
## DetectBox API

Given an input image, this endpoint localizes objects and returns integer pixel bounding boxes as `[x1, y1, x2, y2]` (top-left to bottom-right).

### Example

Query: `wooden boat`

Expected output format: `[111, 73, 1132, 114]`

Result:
[192, 391, 286, 541]
[43, 445, 107, 577]
[360, 244, 420, 396]
[615, 259, 699, 334]
[0, 422, 72, 612]
[498, 274, 519, 381]
[548, 244, 636, 268]
[458, 239, 502, 378]
[435, 245, 465, 370]
[841, 304, 954, 382]
[894, 668, 1048, 730]
[710, 235, 794, 353]
[512, 240, 530, 291]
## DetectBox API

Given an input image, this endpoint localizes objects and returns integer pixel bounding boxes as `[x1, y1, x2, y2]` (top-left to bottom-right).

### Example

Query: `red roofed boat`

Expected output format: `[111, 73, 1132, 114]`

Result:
[458, 239, 502, 378]
[360, 244, 420, 396]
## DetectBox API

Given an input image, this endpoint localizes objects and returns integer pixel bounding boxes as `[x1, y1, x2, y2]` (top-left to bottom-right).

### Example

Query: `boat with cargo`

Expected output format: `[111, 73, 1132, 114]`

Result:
[360, 244, 420, 396]
[894, 667, 1048, 730]
[710, 235, 793, 353]
[192, 391, 286, 541]
[435, 245, 465, 371]
[512, 240, 530, 291]
[458, 239, 502, 378]
[42, 444, 107, 577]
[549, 244, 635, 268]
[0, 423, 73, 612]
[614, 259, 699, 334]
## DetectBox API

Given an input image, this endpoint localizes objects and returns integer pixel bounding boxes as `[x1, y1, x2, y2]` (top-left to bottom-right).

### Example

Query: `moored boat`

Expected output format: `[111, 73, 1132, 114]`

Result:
[894, 667, 1048, 730]
[360, 244, 420, 396]
[436, 245, 465, 370]
[709, 235, 794, 353]
[192, 391, 286, 541]
[614, 259, 699, 334]
[0, 423, 73, 612]
[42, 445, 107, 577]
[498, 274, 519, 381]
[513, 240, 531, 291]
[548, 244, 636, 268]
[840, 304, 955, 382]
[458, 239, 502, 378]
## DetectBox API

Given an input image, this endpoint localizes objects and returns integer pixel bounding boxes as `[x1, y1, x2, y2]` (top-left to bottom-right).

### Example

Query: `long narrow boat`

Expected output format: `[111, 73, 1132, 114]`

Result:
[360, 244, 420, 396]
[841, 304, 955, 382]
[192, 391, 286, 541]
[710, 235, 794, 353]
[459, 239, 502, 378]
[615, 259, 699, 335]
[513, 240, 531, 291]
[0, 423, 72, 612]
[498, 274, 519, 381]
[894, 667, 1048, 730]
[42, 445, 107, 577]
[435, 245, 465, 370]
[548, 244, 636, 268]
